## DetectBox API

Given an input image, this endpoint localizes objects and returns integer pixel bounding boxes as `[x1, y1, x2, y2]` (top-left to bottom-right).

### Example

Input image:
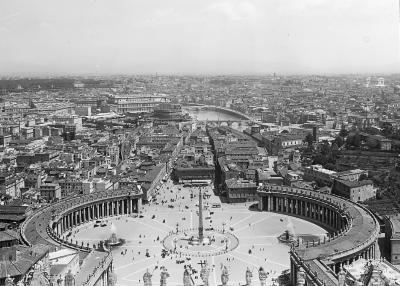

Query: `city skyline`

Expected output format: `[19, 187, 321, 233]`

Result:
[0, 0, 399, 75]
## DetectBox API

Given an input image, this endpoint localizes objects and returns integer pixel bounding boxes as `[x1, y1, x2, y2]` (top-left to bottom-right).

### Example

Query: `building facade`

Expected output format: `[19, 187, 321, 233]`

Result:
[108, 94, 170, 114]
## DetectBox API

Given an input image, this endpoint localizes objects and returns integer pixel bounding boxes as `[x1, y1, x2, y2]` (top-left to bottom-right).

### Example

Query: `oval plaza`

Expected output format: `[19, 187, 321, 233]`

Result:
[19, 178, 384, 286]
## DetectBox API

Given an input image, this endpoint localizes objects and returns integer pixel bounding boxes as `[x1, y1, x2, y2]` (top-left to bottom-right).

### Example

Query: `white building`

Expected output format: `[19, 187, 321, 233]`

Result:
[107, 94, 170, 114]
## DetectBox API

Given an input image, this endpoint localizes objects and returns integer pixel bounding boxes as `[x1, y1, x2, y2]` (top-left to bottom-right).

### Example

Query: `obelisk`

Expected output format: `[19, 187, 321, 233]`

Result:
[198, 187, 204, 242]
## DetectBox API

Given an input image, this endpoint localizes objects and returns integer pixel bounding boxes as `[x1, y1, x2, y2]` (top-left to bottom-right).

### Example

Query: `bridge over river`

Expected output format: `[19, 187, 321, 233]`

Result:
[183, 104, 258, 123]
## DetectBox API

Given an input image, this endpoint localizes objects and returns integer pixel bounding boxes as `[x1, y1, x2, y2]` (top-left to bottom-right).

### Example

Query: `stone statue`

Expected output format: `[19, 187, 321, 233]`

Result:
[5, 275, 14, 286]
[297, 268, 306, 286]
[221, 265, 229, 286]
[64, 270, 74, 286]
[258, 267, 268, 286]
[245, 267, 253, 286]
[160, 268, 170, 286]
[56, 275, 63, 286]
[200, 261, 210, 286]
[108, 269, 117, 286]
[183, 268, 193, 286]
[338, 266, 346, 286]
[35, 260, 44, 271]
[143, 269, 152, 286]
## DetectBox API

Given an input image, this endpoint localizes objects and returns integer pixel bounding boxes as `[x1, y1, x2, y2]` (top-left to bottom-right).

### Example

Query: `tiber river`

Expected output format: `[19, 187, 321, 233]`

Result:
[182, 107, 249, 131]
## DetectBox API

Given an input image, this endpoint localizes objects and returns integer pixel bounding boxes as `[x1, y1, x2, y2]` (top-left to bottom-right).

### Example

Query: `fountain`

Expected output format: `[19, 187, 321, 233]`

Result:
[102, 223, 125, 250]
[277, 218, 297, 244]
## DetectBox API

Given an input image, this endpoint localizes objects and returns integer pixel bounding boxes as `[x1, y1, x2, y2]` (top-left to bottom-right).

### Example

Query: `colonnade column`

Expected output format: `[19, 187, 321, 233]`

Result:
[128, 198, 132, 214]
[259, 196, 264, 211]
[269, 195, 273, 211]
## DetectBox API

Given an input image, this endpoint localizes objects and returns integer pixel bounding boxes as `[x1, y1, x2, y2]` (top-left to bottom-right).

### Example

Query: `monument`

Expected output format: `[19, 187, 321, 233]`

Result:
[160, 268, 170, 286]
[221, 265, 229, 286]
[258, 267, 268, 286]
[183, 267, 194, 286]
[200, 260, 210, 286]
[107, 267, 118, 286]
[143, 269, 152, 286]
[162, 187, 239, 256]
[64, 270, 74, 286]
[245, 267, 252, 286]
[198, 187, 204, 242]
[189, 187, 211, 245]
[5, 275, 14, 286]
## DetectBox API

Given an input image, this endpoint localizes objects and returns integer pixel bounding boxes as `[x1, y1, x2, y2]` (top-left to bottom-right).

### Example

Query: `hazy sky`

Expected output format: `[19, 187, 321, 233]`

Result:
[0, 0, 399, 75]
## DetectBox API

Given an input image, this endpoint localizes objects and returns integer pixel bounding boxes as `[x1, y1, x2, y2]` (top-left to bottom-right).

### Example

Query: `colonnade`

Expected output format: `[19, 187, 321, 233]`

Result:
[290, 242, 377, 285]
[53, 196, 141, 236]
[330, 243, 376, 273]
[257, 187, 380, 286]
[259, 194, 347, 232]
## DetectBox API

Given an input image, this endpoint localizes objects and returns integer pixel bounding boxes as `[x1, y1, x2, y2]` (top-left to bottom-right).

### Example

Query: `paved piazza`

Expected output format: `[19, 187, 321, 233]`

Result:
[73, 180, 327, 286]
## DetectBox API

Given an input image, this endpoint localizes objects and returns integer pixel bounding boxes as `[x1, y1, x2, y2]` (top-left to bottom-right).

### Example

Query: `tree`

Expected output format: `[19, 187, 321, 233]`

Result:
[331, 142, 339, 157]
[382, 122, 393, 137]
[325, 162, 336, 170]
[320, 140, 331, 156]
[353, 133, 361, 147]
[346, 132, 361, 147]
[304, 133, 314, 147]
[333, 136, 344, 148]
[339, 128, 349, 138]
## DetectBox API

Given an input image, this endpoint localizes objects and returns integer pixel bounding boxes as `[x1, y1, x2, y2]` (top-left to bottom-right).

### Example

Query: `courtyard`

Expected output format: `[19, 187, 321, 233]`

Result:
[72, 180, 327, 286]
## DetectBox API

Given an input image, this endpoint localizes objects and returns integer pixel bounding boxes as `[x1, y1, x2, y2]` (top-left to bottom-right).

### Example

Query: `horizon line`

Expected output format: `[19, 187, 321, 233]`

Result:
[1, 71, 400, 79]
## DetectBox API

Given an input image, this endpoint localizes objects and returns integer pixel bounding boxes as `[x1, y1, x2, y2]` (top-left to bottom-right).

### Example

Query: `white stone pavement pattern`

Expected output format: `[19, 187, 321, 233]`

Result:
[72, 179, 327, 286]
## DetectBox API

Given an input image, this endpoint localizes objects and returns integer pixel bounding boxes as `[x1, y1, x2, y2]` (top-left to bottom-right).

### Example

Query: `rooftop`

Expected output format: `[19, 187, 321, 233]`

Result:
[0, 230, 18, 242]
[0, 244, 50, 279]
[335, 179, 374, 188]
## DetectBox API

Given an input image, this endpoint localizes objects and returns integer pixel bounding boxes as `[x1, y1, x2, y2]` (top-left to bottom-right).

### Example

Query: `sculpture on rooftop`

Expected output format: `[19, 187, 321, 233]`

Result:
[338, 266, 346, 286]
[143, 269, 153, 286]
[5, 275, 14, 286]
[245, 267, 253, 286]
[160, 268, 170, 286]
[108, 266, 118, 286]
[64, 270, 74, 286]
[200, 260, 210, 286]
[297, 268, 305, 286]
[221, 264, 229, 286]
[183, 267, 193, 286]
[258, 267, 268, 286]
